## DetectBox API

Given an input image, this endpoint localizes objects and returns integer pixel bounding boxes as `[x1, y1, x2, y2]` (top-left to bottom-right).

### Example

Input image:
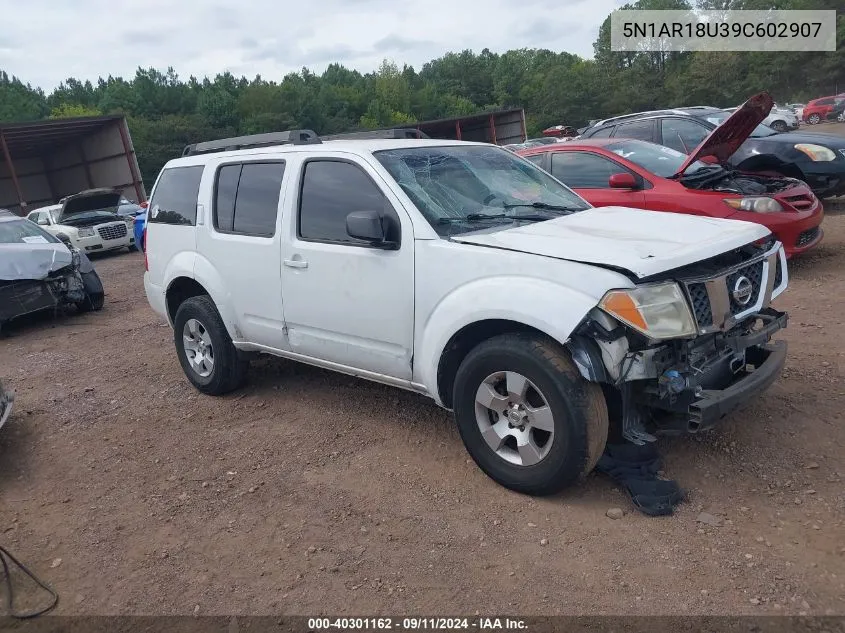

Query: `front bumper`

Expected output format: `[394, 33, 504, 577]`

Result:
[800, 161, 845, 199]
[642, 308, 788, 434]
[689, 340, 786, 430]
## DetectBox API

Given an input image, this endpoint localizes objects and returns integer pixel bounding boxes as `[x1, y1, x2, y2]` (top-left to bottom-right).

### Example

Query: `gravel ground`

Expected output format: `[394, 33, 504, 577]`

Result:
[1, 163, 844, 617]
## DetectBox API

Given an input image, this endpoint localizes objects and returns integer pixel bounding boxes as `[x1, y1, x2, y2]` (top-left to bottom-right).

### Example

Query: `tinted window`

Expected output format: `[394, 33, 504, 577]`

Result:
[299, 161, 390, 245]
[660, 119, 710, 154]
[589, 126, 614, 138]
[550, 152, 630, 188]
[524, 154, 545, 167]
[148, 166, 204, 226]
[214, 164, 240, 232]
[817, 98, 834, 105]
[614, 120, 654, 141]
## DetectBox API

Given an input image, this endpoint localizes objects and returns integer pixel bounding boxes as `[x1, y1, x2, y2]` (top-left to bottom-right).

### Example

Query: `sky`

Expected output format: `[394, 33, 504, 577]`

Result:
[0, 0, 626, 91]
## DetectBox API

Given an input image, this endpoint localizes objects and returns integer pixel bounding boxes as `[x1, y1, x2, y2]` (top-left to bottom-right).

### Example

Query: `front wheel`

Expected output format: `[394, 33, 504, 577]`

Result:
[173, 295, 249, 395]
[75, 271, 105, 313]
[807, 113, 821, 125]
[453, 333, 608, 496]
[770, 120, 787, 132]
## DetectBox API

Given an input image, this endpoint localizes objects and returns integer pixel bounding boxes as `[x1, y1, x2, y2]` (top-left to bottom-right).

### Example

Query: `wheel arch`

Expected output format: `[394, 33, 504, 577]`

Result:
[416, 278, 601, 408]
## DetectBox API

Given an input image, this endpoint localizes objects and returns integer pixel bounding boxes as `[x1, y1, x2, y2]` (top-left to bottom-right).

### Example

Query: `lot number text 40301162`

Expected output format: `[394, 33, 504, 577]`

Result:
[307, 618, 528, 630]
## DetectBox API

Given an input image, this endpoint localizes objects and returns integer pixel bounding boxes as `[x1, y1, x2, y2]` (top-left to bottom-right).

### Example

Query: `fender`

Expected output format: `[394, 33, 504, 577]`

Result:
[414, 276, 604, 406]
[190, 252, 240, 340]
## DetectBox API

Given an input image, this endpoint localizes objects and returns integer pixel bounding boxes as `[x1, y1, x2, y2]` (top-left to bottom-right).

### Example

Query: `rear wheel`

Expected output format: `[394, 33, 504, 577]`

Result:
[173, 295, 248, 395]
[453, 333, 608, 496]
[808, 113, 821, 125]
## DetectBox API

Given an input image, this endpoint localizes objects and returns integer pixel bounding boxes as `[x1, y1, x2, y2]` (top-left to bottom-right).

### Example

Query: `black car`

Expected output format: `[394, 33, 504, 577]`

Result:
[581, 106, 845, 199]
[0, 209, 104, 334]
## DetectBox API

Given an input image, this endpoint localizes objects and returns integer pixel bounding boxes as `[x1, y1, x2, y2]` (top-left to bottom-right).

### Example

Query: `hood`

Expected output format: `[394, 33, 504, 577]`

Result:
[59, 189, 122, 222]
[754, 130, 845, 149]
[450, 206, 770, 279]
[675, 92, 773, 176]
[0, 243, 73, 281]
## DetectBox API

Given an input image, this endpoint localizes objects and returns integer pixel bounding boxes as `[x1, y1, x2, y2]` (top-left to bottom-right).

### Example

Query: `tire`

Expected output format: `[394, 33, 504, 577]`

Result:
[75, 271, 105, 313]
[173, 295, 248, 395]
[453, 332, 608, 496]
[808, 113, 821, 125]
[770, 120, 787, 132]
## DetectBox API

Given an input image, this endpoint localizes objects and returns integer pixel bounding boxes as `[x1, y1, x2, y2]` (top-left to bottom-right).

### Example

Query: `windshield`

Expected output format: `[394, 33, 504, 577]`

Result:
[700, 111, 776, 137]
[0, 219, 60, 244]
[606, 140, 713, 177]
[373, 145, 591, 236]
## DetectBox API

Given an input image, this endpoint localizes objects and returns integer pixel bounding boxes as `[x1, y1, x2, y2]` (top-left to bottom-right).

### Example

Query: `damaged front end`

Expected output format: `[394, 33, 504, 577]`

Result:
[568, 239, 788, 444]
[0, 248, 89, 329]
[0, 379, 13, 431]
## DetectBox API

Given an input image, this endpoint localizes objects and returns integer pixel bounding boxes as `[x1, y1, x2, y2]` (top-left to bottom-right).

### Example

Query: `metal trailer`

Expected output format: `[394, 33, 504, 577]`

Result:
[0, 115, 146, 216]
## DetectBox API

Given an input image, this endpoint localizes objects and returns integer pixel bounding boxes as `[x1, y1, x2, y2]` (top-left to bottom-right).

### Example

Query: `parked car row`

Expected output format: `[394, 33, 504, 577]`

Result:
[521, 93, 827, 257]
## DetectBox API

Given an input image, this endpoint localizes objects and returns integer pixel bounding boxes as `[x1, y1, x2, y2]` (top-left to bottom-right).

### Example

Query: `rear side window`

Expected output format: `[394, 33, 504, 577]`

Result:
[298, 160, 390, 245]
[614, 120, 654, 142]
[213, 161, 285, 237]
[523, 154, 545, 168]
[660, 118, 709, 154]
[148, 166, 204, 226]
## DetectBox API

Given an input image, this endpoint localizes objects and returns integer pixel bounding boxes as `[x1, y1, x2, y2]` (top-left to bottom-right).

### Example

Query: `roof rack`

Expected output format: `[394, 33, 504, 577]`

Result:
[182, 129, 322, 156]
[321, 128, 431, 140]
[593, 109, 689, 127]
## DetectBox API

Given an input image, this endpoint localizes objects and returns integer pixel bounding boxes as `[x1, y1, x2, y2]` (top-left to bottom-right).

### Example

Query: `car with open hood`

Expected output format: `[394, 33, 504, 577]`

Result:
[0, 209, 105, 334]
[26, 188, 134, 254]
[518, 94, 823, 257]
[580, 92, 845, 199]
[143, 128, 790, 497]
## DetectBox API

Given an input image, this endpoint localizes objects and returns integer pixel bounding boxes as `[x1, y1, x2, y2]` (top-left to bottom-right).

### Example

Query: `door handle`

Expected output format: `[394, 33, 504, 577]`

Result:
[284, 258, 308, 269]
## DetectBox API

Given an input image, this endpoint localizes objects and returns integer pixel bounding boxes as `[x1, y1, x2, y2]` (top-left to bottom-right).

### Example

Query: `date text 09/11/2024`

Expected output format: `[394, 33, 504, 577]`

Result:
[306, 617, 528, 630]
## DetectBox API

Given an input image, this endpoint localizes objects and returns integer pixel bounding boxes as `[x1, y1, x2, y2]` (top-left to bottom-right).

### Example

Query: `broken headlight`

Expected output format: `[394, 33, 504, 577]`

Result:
[70, 247, 81, 269]
[599, 283, 697, 340]
[723, 197, 784, 213]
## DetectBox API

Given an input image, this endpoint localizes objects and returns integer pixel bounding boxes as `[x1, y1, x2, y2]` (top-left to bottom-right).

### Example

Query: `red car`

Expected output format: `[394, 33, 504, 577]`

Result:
[802, 96, 843, 124]
[518, 96, 823, 258]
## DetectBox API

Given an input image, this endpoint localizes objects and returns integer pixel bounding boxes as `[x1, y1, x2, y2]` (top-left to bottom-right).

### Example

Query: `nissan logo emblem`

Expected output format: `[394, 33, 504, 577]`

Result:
[732, 276, 753, 306]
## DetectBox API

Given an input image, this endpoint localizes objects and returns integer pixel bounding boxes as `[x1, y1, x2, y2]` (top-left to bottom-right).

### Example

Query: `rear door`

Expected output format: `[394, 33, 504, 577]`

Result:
[549, 150, 646, 208]
[195, 157, 288, 349]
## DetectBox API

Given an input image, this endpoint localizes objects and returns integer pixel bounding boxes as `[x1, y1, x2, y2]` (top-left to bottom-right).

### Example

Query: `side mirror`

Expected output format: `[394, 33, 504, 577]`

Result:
[346, 210, 390, 246]
[609, 173, 637, 189]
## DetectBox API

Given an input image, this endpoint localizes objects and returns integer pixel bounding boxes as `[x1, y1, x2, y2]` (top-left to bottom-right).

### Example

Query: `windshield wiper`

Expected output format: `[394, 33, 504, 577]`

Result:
[501, 201, 581, 214]
[437, 213, 555, 225]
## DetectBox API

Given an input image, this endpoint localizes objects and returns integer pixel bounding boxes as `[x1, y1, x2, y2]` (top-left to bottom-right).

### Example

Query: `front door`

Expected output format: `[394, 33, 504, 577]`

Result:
[550, 151, 646, 208]
[280, 156, 414, 380]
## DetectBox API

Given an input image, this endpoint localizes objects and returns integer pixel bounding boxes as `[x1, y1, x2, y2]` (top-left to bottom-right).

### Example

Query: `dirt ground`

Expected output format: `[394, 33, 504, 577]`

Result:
[2, 144, 845, 618]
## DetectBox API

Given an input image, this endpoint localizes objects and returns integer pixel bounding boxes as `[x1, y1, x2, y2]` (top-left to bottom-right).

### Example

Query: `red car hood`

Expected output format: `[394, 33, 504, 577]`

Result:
[673, 91, 774, 177]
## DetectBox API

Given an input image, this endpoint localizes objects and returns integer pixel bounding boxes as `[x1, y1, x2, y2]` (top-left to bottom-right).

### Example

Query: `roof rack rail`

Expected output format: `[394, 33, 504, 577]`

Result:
[321, 128, 431, 141]
[182, 129, 321, 156]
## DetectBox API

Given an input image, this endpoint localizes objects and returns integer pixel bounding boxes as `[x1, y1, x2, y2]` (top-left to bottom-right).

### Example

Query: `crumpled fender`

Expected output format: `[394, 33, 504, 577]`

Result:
[414, 276, 603, 406]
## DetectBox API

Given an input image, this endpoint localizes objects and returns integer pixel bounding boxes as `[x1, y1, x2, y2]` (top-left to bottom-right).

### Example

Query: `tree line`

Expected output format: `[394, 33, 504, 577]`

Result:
[0, 0, 842, 185]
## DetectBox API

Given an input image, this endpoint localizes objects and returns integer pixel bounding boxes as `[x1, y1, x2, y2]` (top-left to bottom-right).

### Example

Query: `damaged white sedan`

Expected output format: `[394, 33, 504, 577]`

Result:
[0, 209, 105, 335]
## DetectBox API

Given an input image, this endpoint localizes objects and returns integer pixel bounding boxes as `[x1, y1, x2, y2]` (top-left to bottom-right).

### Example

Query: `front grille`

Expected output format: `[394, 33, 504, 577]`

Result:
[796, 226, 820, 247]
[726, 260, 764, 310]
[97, 223, 128, 241]
[783, 194, 814, 210]
[687, 283, 712, 328]
[682, 244, 780, 333]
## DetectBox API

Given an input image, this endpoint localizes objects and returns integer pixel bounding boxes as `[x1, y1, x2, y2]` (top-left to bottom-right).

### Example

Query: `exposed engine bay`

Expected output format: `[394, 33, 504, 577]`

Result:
[681, 167, 799, 194]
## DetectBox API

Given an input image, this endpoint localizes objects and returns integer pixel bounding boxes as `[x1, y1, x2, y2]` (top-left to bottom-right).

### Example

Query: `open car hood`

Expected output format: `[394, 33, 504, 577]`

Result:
[59, 189, 122, 222]
[450, 206, 771, 279]
[673, 92, 774, 177]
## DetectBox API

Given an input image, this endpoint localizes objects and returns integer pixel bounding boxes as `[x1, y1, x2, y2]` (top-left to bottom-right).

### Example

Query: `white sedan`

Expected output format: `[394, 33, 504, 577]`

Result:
[26, 189, 134, 253]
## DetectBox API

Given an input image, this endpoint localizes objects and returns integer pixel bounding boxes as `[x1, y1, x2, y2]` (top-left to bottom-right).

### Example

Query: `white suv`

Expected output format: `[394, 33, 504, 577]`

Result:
[144, 130, 790, 496]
